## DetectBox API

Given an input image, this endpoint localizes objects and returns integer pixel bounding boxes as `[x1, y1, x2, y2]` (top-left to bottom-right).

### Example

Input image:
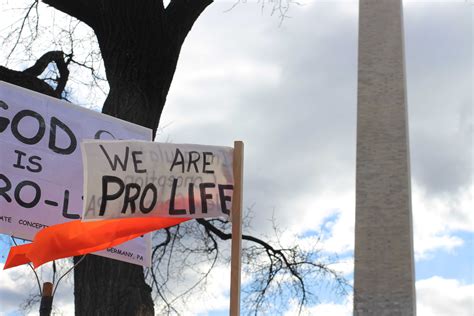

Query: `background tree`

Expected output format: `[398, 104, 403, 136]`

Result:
[0, 1, 348, 315]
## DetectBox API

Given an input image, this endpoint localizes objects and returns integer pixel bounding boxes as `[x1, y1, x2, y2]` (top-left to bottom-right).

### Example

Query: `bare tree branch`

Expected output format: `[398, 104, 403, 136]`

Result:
[5, 1, 39, 61]
[23, 50, 70, 97]
[196, 218, 349, 314]
[0, 50, 71, 98]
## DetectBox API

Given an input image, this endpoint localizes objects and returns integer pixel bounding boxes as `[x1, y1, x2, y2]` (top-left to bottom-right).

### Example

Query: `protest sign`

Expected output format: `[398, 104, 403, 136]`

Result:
[81, 140, 234, 220]
[0, 81, 152, 266]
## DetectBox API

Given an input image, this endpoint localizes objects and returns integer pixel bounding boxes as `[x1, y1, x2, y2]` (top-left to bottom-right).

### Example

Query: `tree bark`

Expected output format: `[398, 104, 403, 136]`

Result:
[73, 256, 154, 316]
[38, 1, 212, 315]
[43, 0, 213, 136]
[0, 50, 69, 98]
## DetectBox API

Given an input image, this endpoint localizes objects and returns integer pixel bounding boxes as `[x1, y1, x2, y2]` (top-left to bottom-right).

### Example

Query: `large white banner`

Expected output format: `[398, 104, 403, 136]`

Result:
[81, 140, 234, 220]
[0, 81, 152, 266]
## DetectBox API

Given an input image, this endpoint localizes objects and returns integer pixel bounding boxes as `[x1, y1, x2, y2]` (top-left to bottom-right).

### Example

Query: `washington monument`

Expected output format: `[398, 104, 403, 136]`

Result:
[354, 0, 416, 315]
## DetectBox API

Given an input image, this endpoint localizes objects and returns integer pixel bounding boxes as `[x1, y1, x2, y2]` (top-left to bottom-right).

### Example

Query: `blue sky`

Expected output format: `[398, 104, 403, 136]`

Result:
[0, 0, 472, 315]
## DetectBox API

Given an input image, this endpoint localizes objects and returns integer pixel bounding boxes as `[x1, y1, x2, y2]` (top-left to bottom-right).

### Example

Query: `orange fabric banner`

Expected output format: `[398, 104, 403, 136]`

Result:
[4, 217, 190, 270]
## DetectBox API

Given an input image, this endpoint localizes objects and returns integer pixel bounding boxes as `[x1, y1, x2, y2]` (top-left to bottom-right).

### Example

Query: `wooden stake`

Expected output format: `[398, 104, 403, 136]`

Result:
[39, 282, 53, 316]
[230, 141, 244, 316]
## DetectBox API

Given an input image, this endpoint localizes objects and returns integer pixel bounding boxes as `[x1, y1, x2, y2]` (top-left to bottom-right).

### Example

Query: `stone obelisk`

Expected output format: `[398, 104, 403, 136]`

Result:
[354, 0, 416, 315]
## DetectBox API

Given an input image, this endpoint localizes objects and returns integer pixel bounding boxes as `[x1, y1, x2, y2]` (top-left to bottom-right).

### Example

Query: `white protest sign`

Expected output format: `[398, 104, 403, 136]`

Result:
[81, 140, 234, 220]
[0, 81, 152, 266]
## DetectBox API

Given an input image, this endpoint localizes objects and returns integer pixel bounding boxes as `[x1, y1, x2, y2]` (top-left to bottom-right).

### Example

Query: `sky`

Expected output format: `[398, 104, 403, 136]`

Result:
[0, 0, 473, 315]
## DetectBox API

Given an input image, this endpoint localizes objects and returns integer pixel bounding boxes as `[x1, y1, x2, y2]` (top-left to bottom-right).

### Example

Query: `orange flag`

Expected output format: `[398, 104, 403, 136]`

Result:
[4, 217, 190, 269]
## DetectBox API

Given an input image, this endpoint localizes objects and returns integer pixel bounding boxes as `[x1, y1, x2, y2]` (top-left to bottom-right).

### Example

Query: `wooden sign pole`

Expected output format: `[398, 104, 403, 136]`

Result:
[39, 282, 53, 316]
[230, 141, 244, 316]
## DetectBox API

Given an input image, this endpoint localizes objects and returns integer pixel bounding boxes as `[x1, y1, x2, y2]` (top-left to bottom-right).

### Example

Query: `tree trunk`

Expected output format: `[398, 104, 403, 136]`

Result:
[73, 256, 154, 315]
[38, 1, 214, 315]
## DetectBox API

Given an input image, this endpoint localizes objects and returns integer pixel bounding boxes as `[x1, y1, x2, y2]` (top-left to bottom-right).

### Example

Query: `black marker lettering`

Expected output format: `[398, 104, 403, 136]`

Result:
[62, 190, 79, 219]
[14, 180, 41, 208]
[131, 151, 146, 173]
[0, 100, 9, 133]
[99, 145, 129, 171]
[188, 183, 195, 214]
[187, 151, 200, 173]
[13, 151, 43, 173]
[122, 183, 141, 213]
[11, 110, 45, 145]
[218, 184, 233, 215]
[169, 178, 186, 215]
[199, 183, 215, 213]
[0, 174, 12, 202]
[48, 117, 77, 155]
[44, 200, 59, 207]
[139, 183, 157, 214]
[94, 130, 116, 140]
[169, 148, 185, 173]
[100, 176, 125, 216]
[202, 152, 214, 174]
[12, 150, 27, 170]
[27, 155, 42, 173]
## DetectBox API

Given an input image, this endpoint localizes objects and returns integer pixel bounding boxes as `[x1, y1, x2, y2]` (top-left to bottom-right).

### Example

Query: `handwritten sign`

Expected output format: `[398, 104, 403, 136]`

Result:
[0, 81, 152, 266]
[81, 140, 234, 220]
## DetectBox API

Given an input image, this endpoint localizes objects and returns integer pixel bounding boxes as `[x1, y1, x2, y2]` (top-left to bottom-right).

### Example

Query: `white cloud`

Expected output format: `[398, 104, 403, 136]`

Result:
[412, 183, 473, 259]
[295, 182, 473, 261]
[0, 1, 472, 315]
[155, 264, 231, 315]
[0, 259, 232, 316]
[405, 0, 469, 2]
[0, 263, 39, 315]
[281, 276, 474, 316]
[326, 258, 354, 277]
[163, 0, 472, 256]
[417, 277, 474, 316]
[284, 297, 352, 316]
[0, 262, 74, 316]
